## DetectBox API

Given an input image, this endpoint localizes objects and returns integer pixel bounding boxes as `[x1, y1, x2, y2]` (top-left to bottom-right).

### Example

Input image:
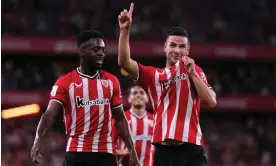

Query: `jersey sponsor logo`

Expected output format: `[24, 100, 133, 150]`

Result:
[51, 86, 58, 96]
[76, 96, 110, 107]
[161, 73, 187, 89]
[132, 134, 152, 141]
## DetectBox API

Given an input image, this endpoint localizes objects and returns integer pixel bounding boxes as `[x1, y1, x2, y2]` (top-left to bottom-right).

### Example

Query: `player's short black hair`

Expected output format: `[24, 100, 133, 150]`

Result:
[77, 30, 104, 48]
[166, 27, 189, 38]
[127, 84, 143, 94]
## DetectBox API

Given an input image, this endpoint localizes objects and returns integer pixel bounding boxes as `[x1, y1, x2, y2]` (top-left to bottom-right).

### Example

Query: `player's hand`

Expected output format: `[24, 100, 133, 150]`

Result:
[118, 3, 134, 31]
[183, 56, 197, 76]
[116, 149, 130, 156]
[129, 149, 140, 166]
[30, 138, 43, 163]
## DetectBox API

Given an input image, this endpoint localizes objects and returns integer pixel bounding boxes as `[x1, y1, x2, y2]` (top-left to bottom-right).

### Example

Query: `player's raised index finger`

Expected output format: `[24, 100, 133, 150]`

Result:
[129, 3, 134, 15]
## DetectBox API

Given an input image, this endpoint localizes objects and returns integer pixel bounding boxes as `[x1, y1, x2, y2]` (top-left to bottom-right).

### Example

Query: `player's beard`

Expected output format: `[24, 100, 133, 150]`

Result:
[167, 57, 178, 66]
[92, 63, 102, 70]
[133, 104, 144, 109]
[86, 58, 103, 70]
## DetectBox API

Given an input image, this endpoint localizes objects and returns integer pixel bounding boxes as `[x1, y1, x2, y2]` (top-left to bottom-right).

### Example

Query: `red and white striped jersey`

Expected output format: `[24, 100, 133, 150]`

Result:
[135, 59, 211, 146]
[113, 110, 154, 166]
[50, 68, 122, 153]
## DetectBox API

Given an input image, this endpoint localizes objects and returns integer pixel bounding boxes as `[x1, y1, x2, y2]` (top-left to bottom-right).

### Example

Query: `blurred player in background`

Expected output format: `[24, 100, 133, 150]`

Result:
[30, 30, 139, 166]
[113, 85, 154, 166]
[117, 3, 217, 166]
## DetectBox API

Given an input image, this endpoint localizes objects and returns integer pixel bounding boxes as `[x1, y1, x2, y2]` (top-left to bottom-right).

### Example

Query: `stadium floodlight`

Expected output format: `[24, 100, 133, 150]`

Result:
[1, 104, 40, 119]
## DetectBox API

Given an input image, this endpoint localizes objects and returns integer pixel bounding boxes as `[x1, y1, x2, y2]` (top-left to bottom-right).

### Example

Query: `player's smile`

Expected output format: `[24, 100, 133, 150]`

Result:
[95, 56, 104, 65]
[173, 54, 181, 60]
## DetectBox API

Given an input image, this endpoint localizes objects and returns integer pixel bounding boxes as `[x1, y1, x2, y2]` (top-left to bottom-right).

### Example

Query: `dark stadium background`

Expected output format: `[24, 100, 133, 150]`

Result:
[1, 0, 276, 165]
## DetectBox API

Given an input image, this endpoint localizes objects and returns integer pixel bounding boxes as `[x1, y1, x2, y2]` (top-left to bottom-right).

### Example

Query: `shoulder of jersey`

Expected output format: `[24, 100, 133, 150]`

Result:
[194, 64, 202, 70]
[55, 70, 77, 85]
[146, 112, 154, 119]
[137, 62, 160, 71]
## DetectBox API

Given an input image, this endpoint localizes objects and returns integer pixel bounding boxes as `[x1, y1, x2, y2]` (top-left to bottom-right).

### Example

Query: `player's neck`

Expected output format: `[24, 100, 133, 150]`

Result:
[79, 65, 98, 77]
[131, 107, 146, 117]
[166, 61, 173, 68]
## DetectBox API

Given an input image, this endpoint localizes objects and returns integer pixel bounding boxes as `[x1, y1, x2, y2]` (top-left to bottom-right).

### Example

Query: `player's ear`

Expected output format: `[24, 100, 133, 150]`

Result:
[164, 42, 167, 52]
[187, 42, 190, 56]
[79, 48, 84, 56]
[145, 94, 149, 103]
[128, 96, 131, 104]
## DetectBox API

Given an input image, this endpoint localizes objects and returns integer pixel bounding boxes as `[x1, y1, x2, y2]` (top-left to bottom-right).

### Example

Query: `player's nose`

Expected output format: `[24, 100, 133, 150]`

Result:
[97, 53, 105, 58]
[174, 47, 180, 53]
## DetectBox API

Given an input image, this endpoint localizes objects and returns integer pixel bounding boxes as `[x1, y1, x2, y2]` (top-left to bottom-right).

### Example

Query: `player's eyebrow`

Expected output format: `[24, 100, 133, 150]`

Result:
[169, 42, 177, 45]
[179, 44, 187, 47]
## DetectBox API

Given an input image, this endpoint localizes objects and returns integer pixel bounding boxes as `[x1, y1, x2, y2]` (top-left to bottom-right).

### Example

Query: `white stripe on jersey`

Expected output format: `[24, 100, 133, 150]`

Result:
[196, 122, 202, 145]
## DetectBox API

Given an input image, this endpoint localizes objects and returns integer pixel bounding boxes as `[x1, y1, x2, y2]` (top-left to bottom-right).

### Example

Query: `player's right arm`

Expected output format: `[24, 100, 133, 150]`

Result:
[30, 77, 67, 163]
[30, 100, 62, 162]
[118, 3, 139, 79]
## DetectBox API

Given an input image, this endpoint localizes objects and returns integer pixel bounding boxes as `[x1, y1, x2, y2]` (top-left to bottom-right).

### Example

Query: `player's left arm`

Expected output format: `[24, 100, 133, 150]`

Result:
[112, 120, 130, 157]
[183, 56, 217, 108]
[112, 106, 136, 154]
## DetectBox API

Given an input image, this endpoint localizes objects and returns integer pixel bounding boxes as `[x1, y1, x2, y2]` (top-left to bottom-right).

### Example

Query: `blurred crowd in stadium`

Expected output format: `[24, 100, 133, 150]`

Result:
[2, 58, 276, 96]
[2, 0, 276, 44]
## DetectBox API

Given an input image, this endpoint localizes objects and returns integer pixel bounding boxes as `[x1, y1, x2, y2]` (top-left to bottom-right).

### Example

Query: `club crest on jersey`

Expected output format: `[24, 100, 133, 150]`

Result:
[76, 96, 110, 107]
[101, 80, 109, 87]
[161, 73, 187, 90]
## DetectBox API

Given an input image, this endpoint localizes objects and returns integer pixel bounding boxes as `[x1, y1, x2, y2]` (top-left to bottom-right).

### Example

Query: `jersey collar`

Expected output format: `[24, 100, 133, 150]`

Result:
[76, 67, 99, 79]
[130, 109, 147, 119]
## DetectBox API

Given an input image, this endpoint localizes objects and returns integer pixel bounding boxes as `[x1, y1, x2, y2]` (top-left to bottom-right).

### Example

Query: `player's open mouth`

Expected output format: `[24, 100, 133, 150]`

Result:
[96, 60, 103, 64]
